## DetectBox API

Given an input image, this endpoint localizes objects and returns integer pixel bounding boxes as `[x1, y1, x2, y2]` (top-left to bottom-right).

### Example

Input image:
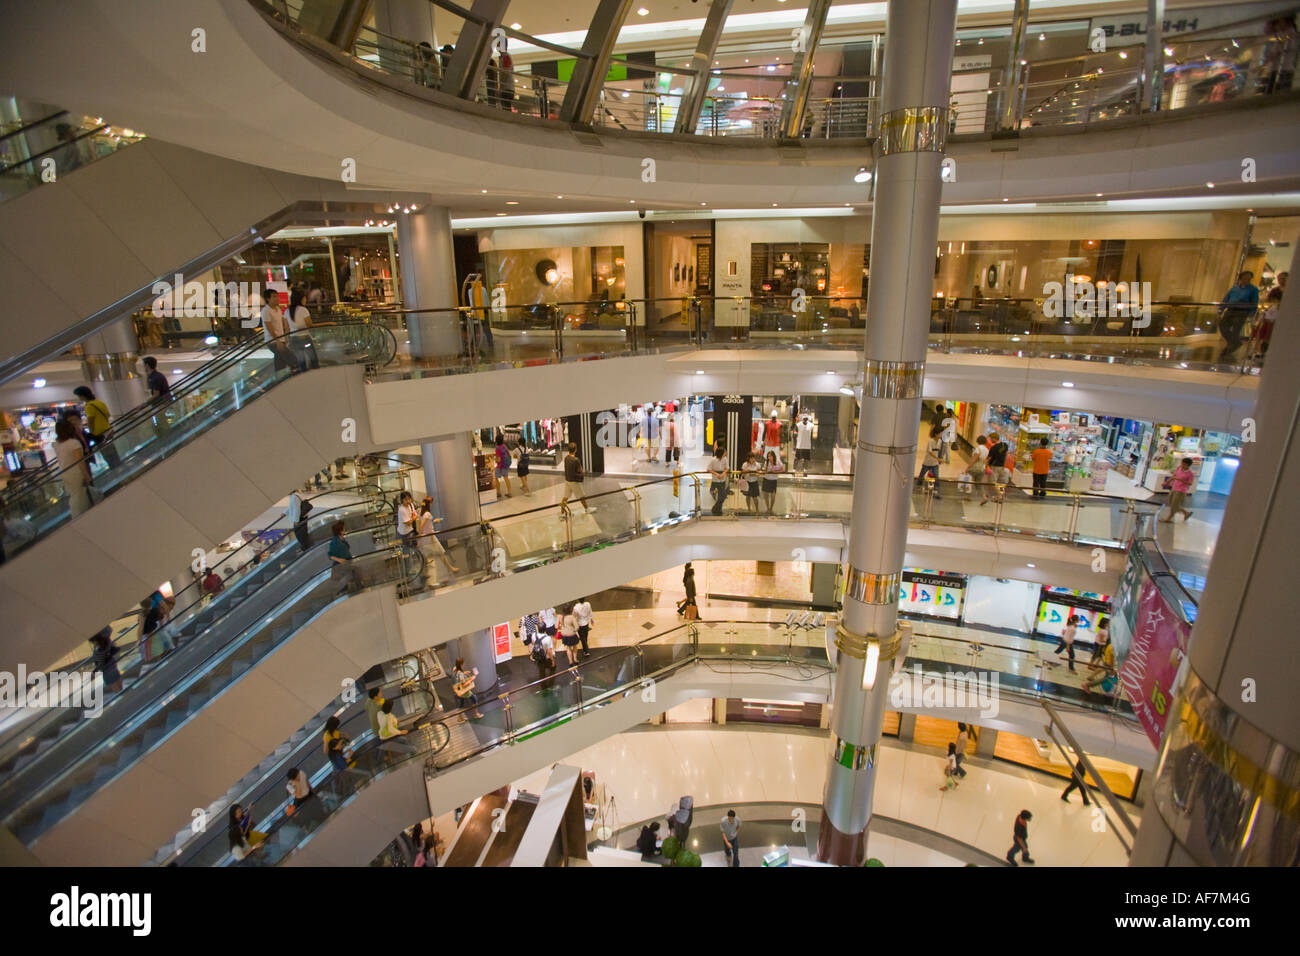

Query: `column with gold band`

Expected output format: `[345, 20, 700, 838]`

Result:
[818, 0, 958, 866]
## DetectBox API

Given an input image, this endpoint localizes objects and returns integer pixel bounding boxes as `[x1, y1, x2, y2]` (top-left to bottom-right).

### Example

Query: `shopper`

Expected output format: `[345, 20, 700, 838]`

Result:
[520, 610, 541, 648]
[89, 627, 122, 694]
[377, 700, 410, 742]
[636, 820, 662, 860]
[1217, 270, 1259, 358]
[1084, 640, 1119, 697]
[451, 657, 485, 721]
[286, 289, 319, 370]
[73, 386, 121, 470]
[417, 497, 459, 584]
[201, 567, 223, 600]
[395, 491, 417, 546]
[562, 442, 593, 514]
[1054, 615, 1078, 673]
[939, 407, 955, 464]
[1061, 758, 1091, 805]
[329, 520, 361, 594]
[54, 418, 93, 517]
[516, 444, 531, 495]
[322, 715, 353, 773]
[1089, 616, 1111, 665]
[939, 743, 960, 791]
[761, 450, 784, 515]
[1031, 436, 1051, 498]
[741, 450, 762, 514]
[540, 605, 558, 641]
[287, 489, 313, 552]
[954, 723, 970, 778]
[531, 627, 556, 689]
[707, 444, 729, 515]
[965, 434, 989, 493]
[794, 413, 814, 474]
[1159, 458, 1195, 523]
[917, 424, 942, 493]
[365, 686, 385, 737]
[415, 832, 442, 867]
[493, 433, 513, 498]
[573, 596, 594, 656]
[662, 411, 679, 467]
[557, 605, 582, 669]
[143, 356, 173, 437]
[285, 767, 315, 812]
[720, 810, 741, 867]
[980, 434, 1011, 505]
[228, 804, 264, 861]
[1005, 809, 1035, 865]
[644, 406, 660, 463]
[261, 294, 295, 373]
[677, 562, 697, 615]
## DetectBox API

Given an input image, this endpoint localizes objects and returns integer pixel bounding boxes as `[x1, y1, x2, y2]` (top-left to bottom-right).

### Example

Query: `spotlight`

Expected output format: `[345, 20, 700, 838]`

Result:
[853, 167, 872, 183]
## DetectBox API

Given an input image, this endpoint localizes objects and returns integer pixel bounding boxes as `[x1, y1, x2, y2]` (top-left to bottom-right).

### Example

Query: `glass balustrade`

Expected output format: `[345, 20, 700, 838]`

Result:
[0, 323, 396, 560]
[0, 108, 146, 204]
[164, 605, 1139, 866]
[252, 0, 1300, 139]
[0, 508, 423, 846]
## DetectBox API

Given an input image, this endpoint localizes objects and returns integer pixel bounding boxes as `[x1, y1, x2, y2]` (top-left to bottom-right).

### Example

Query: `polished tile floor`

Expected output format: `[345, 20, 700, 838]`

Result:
[511, 726, 1135, 867]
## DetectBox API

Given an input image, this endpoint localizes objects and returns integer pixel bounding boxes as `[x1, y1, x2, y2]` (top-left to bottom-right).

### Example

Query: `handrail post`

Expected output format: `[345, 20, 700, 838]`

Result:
[1067, 494, 1082, 543]
[922, 475, 936, 522]
[993, 484, 1005, 536]
[500, 693, 514, 741]
[573, 670, 584, 713]
[561, 502, 574, 554]
[692, 473, 702, 514]
[631, 487, 643, 533]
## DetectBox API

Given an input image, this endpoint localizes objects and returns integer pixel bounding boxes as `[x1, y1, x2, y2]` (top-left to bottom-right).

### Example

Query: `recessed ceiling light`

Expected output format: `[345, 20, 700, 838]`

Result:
[637, 6, 649, 15]
[203, 335, 218, 345]
[696, 370, 704, 374]
[556, 195, 563, 199]
[32, 377, 46, 388]
[510, 21, 521, 29]
[700, 202, 707, 206]
[629, 199, 636, 204]
[854, 167, 872, 183]
[1039, 33, 1046, 40]
[1026, 563, 1036, 568]
[172, 368, 183, 375]
[505, 200, 519, 205]
[1206, 182, 1215, 189]
[496, 212, 507, 216]
[716, 85, 725, 91]
[1096, 192, 1103, 197]
[480, 188, 487, 193]
[1061, 381, 1075, 387]
[1002, 198, 1009, 202]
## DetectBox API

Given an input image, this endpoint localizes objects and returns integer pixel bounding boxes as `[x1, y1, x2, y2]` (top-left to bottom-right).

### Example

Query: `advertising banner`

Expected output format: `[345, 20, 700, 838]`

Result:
[899, 572, 964, 620]
[1118, 578, 1191, 747]
[492, 622, 513, 664]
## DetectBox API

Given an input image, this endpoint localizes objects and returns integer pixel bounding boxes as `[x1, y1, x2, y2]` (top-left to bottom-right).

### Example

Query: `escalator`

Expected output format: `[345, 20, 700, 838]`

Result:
[0, 321, 397, 675]
[0, 476, 425, 853]
[0, 111, 406, 385]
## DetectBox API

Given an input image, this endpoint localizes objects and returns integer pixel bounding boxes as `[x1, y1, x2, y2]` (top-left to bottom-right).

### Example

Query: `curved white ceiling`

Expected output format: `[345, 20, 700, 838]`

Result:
[0, 0, 1297, 214]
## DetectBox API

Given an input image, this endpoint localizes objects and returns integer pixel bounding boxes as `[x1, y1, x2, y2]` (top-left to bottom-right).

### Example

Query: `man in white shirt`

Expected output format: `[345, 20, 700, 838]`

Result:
[794, 415, 814, 473]
[573, 598, 594, 656]
[707, 446, 728, 515]
[720, 810, 742, 867]
[261, 296, 295, 373]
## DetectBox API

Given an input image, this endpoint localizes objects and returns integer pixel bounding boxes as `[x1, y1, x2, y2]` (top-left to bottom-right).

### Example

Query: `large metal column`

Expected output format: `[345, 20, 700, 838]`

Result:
[559, 0, 634, 124]
[79, 316, 148, 415]
[395, 202, 460, 360]
[817, 0, 957, 866]
[1141, 0, 1166, 112]
[673, 0, 734, 135]
[439, 0, 510, 99]
[1130, 236, 1300, 867]
[421, 433, 481, 529]
[778, 0, 832, 138]
[998, 0, 1030, 130]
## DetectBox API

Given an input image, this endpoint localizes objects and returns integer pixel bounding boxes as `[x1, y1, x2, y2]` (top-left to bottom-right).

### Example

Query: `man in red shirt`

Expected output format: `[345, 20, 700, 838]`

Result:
[1031, 437, 1052, 498]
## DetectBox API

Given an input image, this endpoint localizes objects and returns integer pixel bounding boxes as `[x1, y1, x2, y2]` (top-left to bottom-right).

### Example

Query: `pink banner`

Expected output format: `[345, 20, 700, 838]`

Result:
[1119, 578, 1191, 747]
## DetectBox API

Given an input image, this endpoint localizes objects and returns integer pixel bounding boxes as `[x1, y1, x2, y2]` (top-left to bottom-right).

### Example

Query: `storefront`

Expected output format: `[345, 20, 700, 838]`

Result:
[1, 400, 81, 474]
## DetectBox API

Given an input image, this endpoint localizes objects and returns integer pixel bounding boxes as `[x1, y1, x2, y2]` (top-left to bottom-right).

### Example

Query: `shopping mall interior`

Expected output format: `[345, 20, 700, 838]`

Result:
[0, 0, 1296, 883]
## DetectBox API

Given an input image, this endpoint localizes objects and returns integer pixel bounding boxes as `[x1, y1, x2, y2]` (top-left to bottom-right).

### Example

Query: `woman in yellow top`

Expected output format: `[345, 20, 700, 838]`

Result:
[74, 386, 121, 469]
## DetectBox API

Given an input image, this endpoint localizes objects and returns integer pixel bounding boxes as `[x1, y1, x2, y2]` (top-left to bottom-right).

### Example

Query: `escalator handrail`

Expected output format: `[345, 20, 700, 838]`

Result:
[0, 321, 396, 514]
[0, 474, 415, 798]
[0, 536, 425, 833]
